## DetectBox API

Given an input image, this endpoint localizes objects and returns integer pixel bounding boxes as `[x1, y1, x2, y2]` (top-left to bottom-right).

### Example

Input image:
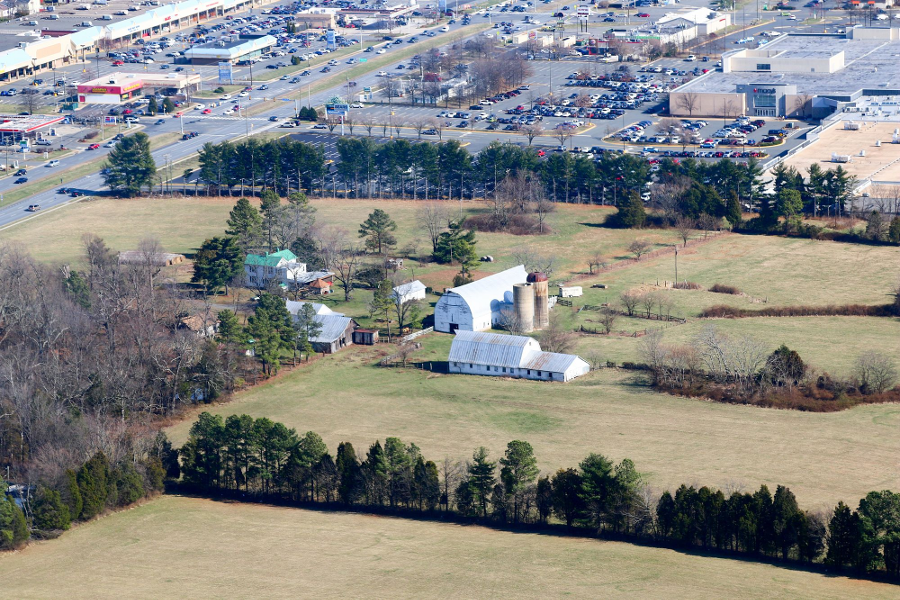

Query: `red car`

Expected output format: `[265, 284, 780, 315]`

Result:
[201, 108, 212, 114]
[88, 144, 100, 150]
[112, 60, 124, 66]
[537, 149, 546, 157]
[637, 12, 650, 17]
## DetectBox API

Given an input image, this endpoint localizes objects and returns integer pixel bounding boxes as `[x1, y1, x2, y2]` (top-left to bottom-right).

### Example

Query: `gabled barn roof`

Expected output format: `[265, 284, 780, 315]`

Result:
[445, 265, 528, 311]
[449, 330, 539, 369]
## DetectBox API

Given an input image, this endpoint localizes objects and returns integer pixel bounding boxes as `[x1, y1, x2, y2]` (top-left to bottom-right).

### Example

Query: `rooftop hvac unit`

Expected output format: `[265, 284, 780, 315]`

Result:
[893, 132, 900, 143]
[844, 121, 861, 130]
[832, 153, 852, 163]
[860, 149, 866, 157]
[876, 140, 882, 147]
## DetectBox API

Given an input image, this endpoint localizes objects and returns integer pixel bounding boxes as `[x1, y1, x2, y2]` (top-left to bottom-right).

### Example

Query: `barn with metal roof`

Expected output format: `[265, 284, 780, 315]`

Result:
[448, 331, 590, 382]
[309, 315, 356, 354]
[434, 265, 528, 333]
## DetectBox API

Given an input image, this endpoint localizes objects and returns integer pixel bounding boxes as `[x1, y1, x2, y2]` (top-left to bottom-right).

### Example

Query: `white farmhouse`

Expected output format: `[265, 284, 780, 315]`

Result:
[244, 249, 333, 290]
[448, 330, 590, 382]
[434, 265, 528, 333]
[392, 280, 427, 304]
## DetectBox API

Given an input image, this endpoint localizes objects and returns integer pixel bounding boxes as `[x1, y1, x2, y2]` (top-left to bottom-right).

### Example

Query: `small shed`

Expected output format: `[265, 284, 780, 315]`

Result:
[392, 280, 427, 304]
[118, 251, 185, 266]
[309, 277, 333, 295]
[311, 315, 356, 354]
[352, 328, 379, 345]
[559, 285, 583, 298]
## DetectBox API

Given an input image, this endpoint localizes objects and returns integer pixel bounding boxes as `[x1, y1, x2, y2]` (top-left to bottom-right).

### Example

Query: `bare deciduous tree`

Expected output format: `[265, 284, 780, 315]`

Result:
[628, 239, 652, 260]
[674, 216, 695, 247]
[854, 351, 898, 394]
[588, 251, 607, 274]
[537, 313, 577, 354]
[520, 122, 545, 146]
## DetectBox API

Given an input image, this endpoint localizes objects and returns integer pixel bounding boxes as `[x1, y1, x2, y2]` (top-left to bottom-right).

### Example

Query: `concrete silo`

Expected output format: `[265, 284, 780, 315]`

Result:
[527, 272, 549, 329]
[513, 283, 534, 333]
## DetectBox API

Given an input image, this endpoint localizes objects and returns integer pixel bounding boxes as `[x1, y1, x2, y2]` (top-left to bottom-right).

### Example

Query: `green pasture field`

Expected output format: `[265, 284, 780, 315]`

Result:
[2, 495, 894, 600]
[166, 334, 900, 509]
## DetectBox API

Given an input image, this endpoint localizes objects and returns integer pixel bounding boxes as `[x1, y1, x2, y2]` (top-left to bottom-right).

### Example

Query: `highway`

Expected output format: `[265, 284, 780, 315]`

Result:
[0, 0, 833, 229]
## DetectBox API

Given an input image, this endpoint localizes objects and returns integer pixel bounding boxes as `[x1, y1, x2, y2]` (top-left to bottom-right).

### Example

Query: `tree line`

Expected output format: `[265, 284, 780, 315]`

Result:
[0, 240, 256, 533]
[178, 412, 900, 581]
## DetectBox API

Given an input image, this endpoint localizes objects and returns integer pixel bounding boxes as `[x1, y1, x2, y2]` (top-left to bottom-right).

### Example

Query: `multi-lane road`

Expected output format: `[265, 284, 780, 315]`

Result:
[0, 0, 841, 229]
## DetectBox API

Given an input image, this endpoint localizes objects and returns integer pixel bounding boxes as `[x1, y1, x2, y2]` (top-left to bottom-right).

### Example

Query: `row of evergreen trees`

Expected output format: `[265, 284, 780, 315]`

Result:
[179, 412, 900, 579]
[1, 436, 177, 549]
[196, 134, 775, 207]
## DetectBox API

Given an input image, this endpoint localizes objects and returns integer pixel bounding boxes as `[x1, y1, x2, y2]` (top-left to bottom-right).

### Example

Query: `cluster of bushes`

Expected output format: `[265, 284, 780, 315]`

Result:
[297, 106, 319, 121]
[709, 283, 741, 295]
[2, 436, 177, 548]
[178, 412, 900, 580]
[642, 327, 899, 411]
[700, 303, 897, 319]
[673, 281, 701, 290]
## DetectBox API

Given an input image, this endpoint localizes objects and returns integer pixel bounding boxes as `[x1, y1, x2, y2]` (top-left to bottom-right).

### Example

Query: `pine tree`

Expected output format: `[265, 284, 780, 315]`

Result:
[358, 209, 398, 254]
[32, 486, 71, 531]
[103, 132, 156, 197]
[467, 446, 496, 518]
[246, 293, 294, 375]
[336, 442, 360, 504]
[113, 462, 145, 507]
[499, 440, 540, 523]
[612, 192, 647, 228]
[293, 302, 322, 361]
[434, 222, 478, 275]
[77, 451, 110, 520]
[259, 190, 281, 252]
[0, 492, 28, 549]
[216, 309, 243, 345]
[60, 469, 82, 521]
[226, 197, 262, 252]
[147, 96, 158, 116]
[191, 237, 245, 295]
[725, 191, 742, 227]
[163, 97, 175, 114]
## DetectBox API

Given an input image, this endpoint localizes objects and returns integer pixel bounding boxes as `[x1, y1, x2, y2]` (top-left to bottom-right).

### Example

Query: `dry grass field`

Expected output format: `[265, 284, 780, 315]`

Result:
[570, 233, 900, 317]
[1, 495, 896, 600]
[166, 338, 900, 509]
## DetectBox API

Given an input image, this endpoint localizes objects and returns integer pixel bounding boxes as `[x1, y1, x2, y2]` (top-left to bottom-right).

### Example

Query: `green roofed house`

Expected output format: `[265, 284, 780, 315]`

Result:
[244, 250, 334, 290]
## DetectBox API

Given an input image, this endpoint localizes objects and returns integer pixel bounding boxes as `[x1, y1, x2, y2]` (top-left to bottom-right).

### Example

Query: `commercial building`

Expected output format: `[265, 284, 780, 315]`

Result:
[0, 0, 270, 81]
[183, 34, 276, 65]
[670, 27, 900, 119]
[448, 331, 590, 382]
[75, 72, 201, 104]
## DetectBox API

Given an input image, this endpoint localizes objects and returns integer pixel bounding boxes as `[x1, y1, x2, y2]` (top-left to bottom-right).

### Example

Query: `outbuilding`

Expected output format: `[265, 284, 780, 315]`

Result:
[352, 328, 379, 345]
[392, 280, 426, 304]
[310, 315, 356, 354]
[448, 330, 590, 382]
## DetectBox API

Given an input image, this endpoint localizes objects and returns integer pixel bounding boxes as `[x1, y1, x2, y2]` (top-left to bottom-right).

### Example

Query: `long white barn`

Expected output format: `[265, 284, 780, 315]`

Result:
[434, 265, 528, 333]
[448, 330, 590, 382]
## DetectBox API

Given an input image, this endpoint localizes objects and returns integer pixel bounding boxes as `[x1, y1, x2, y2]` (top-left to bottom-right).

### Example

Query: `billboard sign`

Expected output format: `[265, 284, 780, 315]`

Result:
[326, 29, 336, 51]
[576, 6, 590, 17]
[218, 61, 233, 85]
[105, 116, 117, 124]
[326, 102, 350, 116]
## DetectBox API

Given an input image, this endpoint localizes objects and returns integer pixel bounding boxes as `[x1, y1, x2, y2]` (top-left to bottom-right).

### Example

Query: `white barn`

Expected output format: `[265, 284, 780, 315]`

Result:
[392, 280, 427, 304]
[448, 330, 590, 382]
[434, 265, 528, 333]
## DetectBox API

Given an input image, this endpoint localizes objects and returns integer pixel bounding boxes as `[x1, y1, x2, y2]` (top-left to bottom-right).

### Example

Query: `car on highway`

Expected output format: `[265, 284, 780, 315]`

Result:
[238, 91, 248, 97]
[87, 144, 100, 150]
[350, 103, 363, 108]
[312, 123, 327, 129]
[268, 116, 279, 121]
[637, 12, 650, 17]
[14, 177, 28, 184]
[258, 84, 269, 90]
[26, 204, 40, 212]
[14, 169, 26, 176]
[46, 160, 60, 167]
[376, 48, 387, 54]
[300, 70, 311, 76]
[378, 71, 388, 76]
[279, 122, 297, 128]
[155, 119, 165, 125]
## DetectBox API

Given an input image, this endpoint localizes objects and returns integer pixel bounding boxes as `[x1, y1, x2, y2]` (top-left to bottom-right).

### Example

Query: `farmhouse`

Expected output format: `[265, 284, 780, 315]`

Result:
[310, 315, 356, 354]
[244, 250, 333, 291]
[434, 265, 528, 333]
[448, 330, 590, 382]
[392, 280, 426, 304]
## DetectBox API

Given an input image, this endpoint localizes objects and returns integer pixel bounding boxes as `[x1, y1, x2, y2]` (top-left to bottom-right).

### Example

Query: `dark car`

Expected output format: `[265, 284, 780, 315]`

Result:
[14, 168, 26, 176]
[14, 177, 27, 184]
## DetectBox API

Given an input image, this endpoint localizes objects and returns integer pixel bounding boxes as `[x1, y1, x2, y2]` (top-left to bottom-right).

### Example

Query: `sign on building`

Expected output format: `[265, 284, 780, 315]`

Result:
[218, 61, 233, 85]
